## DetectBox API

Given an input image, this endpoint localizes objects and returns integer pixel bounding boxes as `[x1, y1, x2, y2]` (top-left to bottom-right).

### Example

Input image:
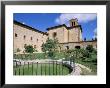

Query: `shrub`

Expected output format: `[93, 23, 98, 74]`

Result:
[86, 45, 94, 53]
[82, 49, 90, 58]
[14, 48, 21, 53]
[93, 49, 97, 54]
[90, 53, 97, 63]
[17, 48, 21, 52]
[25, 45, 35, 53]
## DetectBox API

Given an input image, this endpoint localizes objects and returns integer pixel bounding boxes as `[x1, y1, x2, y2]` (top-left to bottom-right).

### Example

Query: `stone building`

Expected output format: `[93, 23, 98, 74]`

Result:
[13, 18, 97, 53]
[14, 21, 48, 53]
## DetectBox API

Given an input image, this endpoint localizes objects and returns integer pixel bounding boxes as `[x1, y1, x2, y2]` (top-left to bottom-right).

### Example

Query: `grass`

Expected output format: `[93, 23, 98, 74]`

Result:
[14, 53, 45, 60]
[80, 66, 97, 75]
[14, 52, 66, 60]
[75, 58, 97, 75]
[13, 63, 70, 75]
[54, 52, 65, 59]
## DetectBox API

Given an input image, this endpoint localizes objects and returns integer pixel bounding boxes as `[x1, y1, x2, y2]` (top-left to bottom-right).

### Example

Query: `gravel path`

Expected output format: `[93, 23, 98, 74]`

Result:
[70, 63, 91, 75]
[67, 64, 81, 75]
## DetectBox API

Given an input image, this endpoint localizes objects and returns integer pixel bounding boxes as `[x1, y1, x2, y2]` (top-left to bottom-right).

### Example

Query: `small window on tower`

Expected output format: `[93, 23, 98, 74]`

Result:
[15, 33, 17, 37]
[74, 22, 75, 26]
[72, 22, 74, 26]
[72, 22, 76, 26]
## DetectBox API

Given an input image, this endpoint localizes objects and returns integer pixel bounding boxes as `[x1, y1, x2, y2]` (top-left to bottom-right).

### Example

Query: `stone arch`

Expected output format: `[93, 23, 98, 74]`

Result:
[75, 46, 80, 49]
[66, 46, 69, 50]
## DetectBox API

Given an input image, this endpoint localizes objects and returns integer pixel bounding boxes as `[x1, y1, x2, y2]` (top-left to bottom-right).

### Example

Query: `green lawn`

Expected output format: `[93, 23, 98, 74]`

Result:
[14, 63, 70, 75]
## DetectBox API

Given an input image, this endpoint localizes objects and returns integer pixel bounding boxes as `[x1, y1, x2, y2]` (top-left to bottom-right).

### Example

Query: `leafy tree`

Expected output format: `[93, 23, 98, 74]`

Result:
[41, 38, 59, 59]
[80, 47, 97, 62]
[25, 45, 35, 53]
[63, 50, 71, 59]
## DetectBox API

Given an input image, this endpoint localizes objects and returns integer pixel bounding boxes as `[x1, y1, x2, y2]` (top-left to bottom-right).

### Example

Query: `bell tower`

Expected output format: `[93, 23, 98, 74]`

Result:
[69, 18, 82, 42]
[69, 18, 79, 27]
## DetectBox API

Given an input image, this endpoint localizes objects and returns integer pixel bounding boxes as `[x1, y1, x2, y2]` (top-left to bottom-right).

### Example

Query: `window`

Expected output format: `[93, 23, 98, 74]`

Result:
[53, 32, 57, 38]
[37, 39, 38, 42]
[24, 35, 25, 39]
[72, 22, 75, 26]
[31, 37, 32, 40]
[15, 33, 17, 37]
[74, 22, 75, 26]
[72, 22, 74, 26]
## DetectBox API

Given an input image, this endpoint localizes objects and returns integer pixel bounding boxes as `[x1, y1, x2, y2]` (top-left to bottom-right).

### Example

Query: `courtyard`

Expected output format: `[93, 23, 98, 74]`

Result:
[13, 42, 97, 75]
[13, 13, 97, 76]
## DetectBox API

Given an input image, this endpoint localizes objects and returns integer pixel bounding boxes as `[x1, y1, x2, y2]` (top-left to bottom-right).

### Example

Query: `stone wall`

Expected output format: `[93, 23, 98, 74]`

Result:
[68, 28, 79, 42]
[47, 26, 82, 43]
[47, 26, 67, 43]
[14, 24, 48, 53]
[60, 41, 97, 50]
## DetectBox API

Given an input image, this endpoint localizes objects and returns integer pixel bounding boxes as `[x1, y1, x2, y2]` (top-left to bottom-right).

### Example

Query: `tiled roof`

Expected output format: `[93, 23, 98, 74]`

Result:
[14, 20, 82, 33]
[47, 24, 82, 32]
[47, 24, 67, 30]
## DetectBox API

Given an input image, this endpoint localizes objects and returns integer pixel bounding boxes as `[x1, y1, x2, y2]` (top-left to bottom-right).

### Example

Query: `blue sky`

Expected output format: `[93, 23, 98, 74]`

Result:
[14, 13, 97, 40]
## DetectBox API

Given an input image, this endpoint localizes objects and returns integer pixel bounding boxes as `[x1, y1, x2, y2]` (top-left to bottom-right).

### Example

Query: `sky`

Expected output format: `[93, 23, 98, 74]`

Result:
[14, 13, 97, 40]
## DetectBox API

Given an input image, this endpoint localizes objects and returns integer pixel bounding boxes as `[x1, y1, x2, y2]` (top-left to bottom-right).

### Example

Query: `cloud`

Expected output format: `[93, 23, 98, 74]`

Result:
[93, 28, 97, 39]
[55, 13, 97, 25]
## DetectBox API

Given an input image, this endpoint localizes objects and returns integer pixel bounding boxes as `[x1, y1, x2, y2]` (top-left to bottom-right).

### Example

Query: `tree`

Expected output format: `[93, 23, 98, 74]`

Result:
[25, 45, 35, 53]
[41, 38, 59, 59]
[86, 45, 94, 53]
